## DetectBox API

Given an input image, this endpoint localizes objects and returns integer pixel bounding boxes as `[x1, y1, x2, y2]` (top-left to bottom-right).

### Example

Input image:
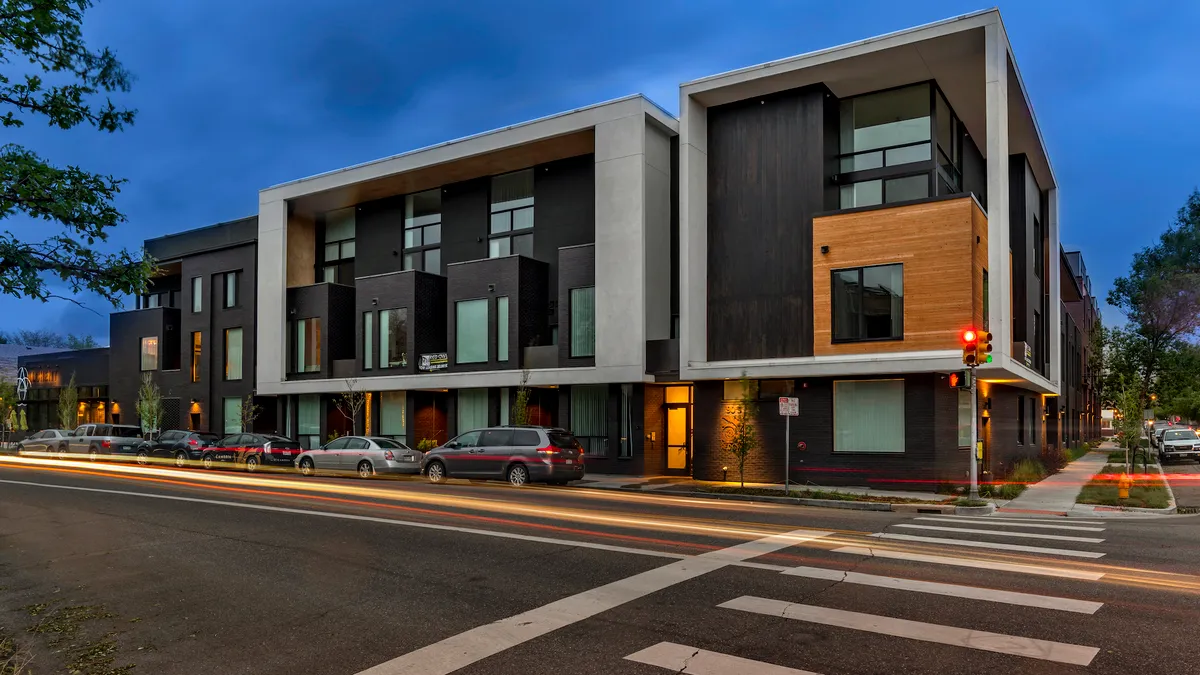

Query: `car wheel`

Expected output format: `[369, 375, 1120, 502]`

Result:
[506, 464, 529, 487]
[298, 458, 315, 477]
[426, 460, 446, 484]
[174, 451, 188, 469]
[202, 454, 214, 470]
[88, 447, 99, 462]
[357, 460, 373, 479]
[135, 450, 149, 466]
[245, 455, 259, 473]
[57, 443, 67, 459]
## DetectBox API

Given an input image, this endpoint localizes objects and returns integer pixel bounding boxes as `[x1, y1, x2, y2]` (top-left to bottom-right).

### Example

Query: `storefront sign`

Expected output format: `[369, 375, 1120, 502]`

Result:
[418, 353, 448, 372]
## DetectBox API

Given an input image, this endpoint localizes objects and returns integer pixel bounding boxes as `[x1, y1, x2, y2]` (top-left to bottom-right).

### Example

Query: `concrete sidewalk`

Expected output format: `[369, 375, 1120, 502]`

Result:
[999, 451, 1109, 517]
[577, 473, 948, 502]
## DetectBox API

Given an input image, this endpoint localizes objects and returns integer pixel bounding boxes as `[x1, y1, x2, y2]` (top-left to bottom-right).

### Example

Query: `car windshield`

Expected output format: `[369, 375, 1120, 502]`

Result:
[371, 438, 406, 449]
[112, 427, 142, 438]
[1164, 429, 1198, 441]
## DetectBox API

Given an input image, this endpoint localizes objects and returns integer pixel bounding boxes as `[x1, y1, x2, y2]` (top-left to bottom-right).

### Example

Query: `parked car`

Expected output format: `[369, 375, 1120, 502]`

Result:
[200, 433, 302, 472]
[295, 436, 423, 479]
[15, 429, 72, 455]
[67, 423, 144, 460]
[136, 430, 221, 467]
[421, 426, 585, 487]
[1158, 428, 1200, 464]
[1150, 420, 1173, 449]
[1152, 425, 1178, 450]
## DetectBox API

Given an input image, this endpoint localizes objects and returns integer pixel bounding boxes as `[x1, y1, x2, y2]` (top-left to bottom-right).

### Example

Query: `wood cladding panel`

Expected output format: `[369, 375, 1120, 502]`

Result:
[286, 214, 315, 288]
[812, 197, 987, 355]
[707, 86, 831, 361]
[972, 201, 989, 333]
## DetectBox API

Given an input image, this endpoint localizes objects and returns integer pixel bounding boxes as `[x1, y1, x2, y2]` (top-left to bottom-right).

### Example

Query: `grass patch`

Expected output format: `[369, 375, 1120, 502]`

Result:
[1068, 444, 1093, 461]
[20, 604, 134, 675]
[955, 498, 989, 507]
[981, 458, 1048, 500]
[1076, 464, 1170, 509]
[698, 485, 951, 504]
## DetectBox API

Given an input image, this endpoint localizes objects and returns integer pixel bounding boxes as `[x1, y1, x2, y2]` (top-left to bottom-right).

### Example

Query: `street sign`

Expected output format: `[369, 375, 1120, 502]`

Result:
[778, 397, 799, 417]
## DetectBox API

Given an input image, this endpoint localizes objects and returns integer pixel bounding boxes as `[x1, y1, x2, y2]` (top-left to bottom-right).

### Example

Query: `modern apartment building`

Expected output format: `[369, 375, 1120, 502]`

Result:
[1057, 248, 1101, 445]
[18, 9, 1080, 488]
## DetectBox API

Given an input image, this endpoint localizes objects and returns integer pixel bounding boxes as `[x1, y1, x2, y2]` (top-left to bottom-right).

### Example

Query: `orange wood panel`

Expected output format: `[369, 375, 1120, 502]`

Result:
[812, 197, 988, 356]
[286, 213, 316, 288]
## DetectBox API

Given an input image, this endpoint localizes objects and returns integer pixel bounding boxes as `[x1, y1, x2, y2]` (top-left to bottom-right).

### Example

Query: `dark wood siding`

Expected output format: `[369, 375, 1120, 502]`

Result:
[706, 85, 836, 361]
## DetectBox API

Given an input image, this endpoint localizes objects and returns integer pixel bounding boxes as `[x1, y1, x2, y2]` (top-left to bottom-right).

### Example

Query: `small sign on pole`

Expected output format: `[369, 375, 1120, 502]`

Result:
[779, 397, 799, 492]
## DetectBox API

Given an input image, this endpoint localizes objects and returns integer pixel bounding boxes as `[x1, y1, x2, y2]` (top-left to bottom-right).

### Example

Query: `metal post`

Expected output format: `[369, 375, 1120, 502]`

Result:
[785, 415, 791, 494]
[969, 374, 979, 500]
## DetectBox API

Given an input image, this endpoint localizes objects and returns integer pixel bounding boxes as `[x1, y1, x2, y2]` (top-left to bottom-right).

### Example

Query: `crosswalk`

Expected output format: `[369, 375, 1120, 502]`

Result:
[617, 513, 1115, 673]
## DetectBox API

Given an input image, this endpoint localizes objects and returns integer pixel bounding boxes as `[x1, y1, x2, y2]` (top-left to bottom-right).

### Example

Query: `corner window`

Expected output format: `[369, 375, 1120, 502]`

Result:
[455, 299, 488, 364]
[496, 297, 509, 362]
[834, 380, 904, 453]
[403, 189, 442, 275]
[839, 84, 931, 172]
[322, 207, 355, 283]
[190, 332, 201, 383]
[223, 271, 241, 309]
[489, 169, 534, 258]
[295, 318, 321, 373]
[191, 276, 202, 313]
[379, 308, 408, 369]
[363, 311, 373, 371]
[831, 264, 903, 342]
[839, 175, 930, 209]
[569, 286, 595, 358]
[224, 327, 243, 381]
[140, 337, 158, 371]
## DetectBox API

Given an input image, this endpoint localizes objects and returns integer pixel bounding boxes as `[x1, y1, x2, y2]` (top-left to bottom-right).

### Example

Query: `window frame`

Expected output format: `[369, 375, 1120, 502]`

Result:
[294, 317, 322, 374]
[569, 285, 596, 358]
[140, 336, 159, 372]
[223, 271, 241, 309]
[455, 298, 489, 365]
[402, 189, 442, 275]
[378, 308, 408, 370]
[191, 276, 202, 313]
[224, 327, 244, 381]
[190, 331, 201, 383]
[832, 378, 906, 454]
[830, 263, 904, 344]
[488, 169, 534, 259]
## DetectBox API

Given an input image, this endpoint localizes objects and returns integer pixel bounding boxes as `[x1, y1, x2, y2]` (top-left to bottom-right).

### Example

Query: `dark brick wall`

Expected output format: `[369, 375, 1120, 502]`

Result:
[445, 256, 547, 371]
[533, 154, 595, 304]
[983, 383, 1045, 479]
[642, 384, 666, 475]
[557, 244, 595, 367]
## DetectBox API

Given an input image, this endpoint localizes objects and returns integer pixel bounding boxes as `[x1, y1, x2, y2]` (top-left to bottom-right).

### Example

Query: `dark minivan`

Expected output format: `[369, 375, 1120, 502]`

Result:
[421, 425, 585, 486]
[201, 433, 302, 472]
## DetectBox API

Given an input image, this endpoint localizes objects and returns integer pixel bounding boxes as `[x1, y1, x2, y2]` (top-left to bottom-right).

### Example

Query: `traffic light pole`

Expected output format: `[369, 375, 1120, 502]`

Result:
[969, 370, 979, 501]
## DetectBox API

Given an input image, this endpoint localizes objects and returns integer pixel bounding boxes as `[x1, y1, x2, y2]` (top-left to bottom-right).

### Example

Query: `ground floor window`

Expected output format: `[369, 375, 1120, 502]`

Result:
[571, 384, 607, 456]
[298, 394, 320, 449]
[457, 388, 488, 433]
[223, 397, 241, 434]
[619, 384, 633, 458]
[381, 391, 406, 437]
[833, 379, 904, 453]
[957, 390, 971, 447]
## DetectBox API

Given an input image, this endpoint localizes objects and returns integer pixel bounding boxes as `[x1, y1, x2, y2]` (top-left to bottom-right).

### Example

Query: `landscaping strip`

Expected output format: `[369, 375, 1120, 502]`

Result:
[1076, 464, 1171, 509]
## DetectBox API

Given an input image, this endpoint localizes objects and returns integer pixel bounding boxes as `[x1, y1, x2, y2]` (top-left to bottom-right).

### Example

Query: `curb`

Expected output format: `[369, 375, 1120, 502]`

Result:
[597, 485, 950, 512]
[954, 503, 997, 516]
[1072, 462, 1178, 515]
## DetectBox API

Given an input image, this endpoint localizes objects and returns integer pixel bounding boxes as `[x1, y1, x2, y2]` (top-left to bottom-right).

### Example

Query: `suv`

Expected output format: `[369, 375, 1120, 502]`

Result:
[201, 433, 302, 472]
[68, 424, 144, 460]
[136, 430, 221, 468]
[421, 426, 585, 486]
[1158, 428, 1200, 464]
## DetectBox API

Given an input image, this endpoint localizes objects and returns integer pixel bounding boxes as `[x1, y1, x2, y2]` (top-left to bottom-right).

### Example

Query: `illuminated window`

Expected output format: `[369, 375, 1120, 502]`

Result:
[190, 332, 201, 383]
[224, 328, 243, 381]
[295, 318, 321, 373]
[140, 337, 158, 371]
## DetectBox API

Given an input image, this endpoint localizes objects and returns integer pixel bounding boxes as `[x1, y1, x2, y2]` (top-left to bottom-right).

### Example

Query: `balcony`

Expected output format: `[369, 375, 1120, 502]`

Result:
[285, 282, 356, 380]
[355, 269, 447, 377]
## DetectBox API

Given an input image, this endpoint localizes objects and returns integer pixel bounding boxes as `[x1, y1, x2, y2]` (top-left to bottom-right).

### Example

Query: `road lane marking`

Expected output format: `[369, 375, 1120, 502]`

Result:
[780, 565, 1101, 613]
[831, 546, 1106, 580]
[957, 516, 1106, 525]
[869, 533, 1106, 558]
[892, 524, 1105, 543]
[913, 516, 1105, 532]
[355, 529, 832, 675]
[719, 597, 1099, 666]
[625, 642, 822, 675]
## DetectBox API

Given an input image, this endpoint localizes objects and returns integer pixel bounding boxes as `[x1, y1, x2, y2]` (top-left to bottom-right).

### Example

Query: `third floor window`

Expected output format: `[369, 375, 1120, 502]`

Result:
[403, 189, 441, 275]
[489, 169, 533, 258]
[322, 207, 355, 283]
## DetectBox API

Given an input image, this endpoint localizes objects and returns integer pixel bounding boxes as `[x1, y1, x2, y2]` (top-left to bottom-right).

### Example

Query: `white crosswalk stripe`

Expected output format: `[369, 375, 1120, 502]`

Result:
[870, 532, 1107, 558]
[975, 516, 1106, 525]
[719, 596, 1100, 666]
[626, 642, 822, 675]
[892, 523, 1105, 543]
[912, 516, 1106, 532]
[831, 546, 1107, 580]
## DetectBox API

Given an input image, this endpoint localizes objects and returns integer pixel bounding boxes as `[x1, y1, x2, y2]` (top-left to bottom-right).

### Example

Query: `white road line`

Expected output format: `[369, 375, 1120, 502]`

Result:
[831, 546, 1106, 580]
[626, 642, 822, 675]
[961, 516, 1106, 525]
[893, 524, 1105, 543]
[781, 565, 1102, 613]
[870, 533, 1106, 558]
[720, 597, 1099, 666]
[913, 516, 1105, 532]
[356, 529, 832, 675]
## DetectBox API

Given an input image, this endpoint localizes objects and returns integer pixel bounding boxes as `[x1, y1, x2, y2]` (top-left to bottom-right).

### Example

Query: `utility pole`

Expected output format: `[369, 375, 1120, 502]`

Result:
[961, 329, 992, 500]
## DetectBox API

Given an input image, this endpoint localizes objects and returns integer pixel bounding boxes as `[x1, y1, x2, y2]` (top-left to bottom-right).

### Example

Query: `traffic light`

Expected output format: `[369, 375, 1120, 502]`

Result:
[949, 370, 973, 389]
[976, 331, 994, 364]
[961, 329, 979, 366]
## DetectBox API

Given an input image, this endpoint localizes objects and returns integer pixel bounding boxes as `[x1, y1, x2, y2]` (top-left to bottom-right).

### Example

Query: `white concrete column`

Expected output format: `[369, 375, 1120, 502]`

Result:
[1047, 187, 1062, 394]
[678, 93, 708, 378]
[257, 198, 288, 393]
[984, 21, 1012, 365]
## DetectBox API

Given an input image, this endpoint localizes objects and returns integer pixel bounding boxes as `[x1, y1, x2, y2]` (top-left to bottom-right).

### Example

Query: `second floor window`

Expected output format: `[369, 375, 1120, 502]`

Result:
[224, 327, 243, 380]
[295, 318, 321, 373]
[379, 308, 407, 369]
[224, 271, 241, 308]
[322, 207, 355, 283]
[140, 337, 158, 371]
[191, 332, 201, 382]
[831, 263, 904, 342]
[403, 189, 442, 275]
[363, 311, 373, 371]
[489, 169, 533, 258]
[456, 299, 488, 364]
[569, 286, 595, 358]
[191, 276, 202, 313]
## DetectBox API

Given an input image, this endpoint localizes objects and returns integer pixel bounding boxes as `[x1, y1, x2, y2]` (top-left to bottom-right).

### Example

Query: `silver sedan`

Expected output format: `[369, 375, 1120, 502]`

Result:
[295, 436, 423, 479]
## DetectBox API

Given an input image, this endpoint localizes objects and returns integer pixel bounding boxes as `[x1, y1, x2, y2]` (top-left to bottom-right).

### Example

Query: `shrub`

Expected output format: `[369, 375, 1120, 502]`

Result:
[416, 438, 439, 452]
[983, 458, 1048, 500]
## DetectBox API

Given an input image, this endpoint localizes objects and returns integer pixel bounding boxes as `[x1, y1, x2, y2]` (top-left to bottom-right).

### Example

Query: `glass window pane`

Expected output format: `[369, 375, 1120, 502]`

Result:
[619, 384, 632, 458]
[832, 269, 861, 341]
[404, 228, 421, 248]
[379, 309, 390, 369]
[191, 332, 201, 383]
[296, 318, 321, 372]
[511, 207, 533, 231]
[298, 394, 320, 435]
[363, 312, 373, 370]
[489, 237, 510, 258]
[884, 142, 931, 166]
[839, 180, 882, 209]
[500, 388, 510, 426]
[839, 151, 882, 173]
[936, 90, 953, 157]
[140, 337, 158, 371]
[490, 170, 534, 211]
[223, 397, 242, 434]
[862, 265, 903, 339]
[381, 391, 406, 436]
[322, 266, 337, 283]
[324, 207, 355, 242]
[840, 84, 931, 154]
[490, 211, 511, 234]
[225, 328, 243, 380]
[497, 297, 509, 362]
[191, 277, 202, 313]
[570, 286, 596, 358]
[512, 233, 533, 258]
[405, 189, 441, 225]
[341, 240, 355, 258]
[424, 223, 441, 245]
[456, 299, 489, 364]
[571, 384, 607, 456]
[884, 175, 929, 203]
[424, 248, 441, 275]
[457, 389, 488, 432]
[325, 243, 340, 262]
[834, 380, 905, 452]
[385, 308, 407, 368]
[403, 252, 420, 271]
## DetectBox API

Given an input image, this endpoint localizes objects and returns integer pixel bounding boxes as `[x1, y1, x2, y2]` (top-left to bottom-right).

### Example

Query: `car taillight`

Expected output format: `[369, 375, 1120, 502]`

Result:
[536, 446, 559, 455]
[383, 450, 395, 460]
[188, 439, 198, 446]
[101, 440, 111, 449]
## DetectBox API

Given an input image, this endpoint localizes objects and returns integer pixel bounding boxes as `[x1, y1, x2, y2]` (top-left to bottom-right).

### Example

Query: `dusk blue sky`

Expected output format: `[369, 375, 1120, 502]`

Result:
[3, 0, 1198, 343]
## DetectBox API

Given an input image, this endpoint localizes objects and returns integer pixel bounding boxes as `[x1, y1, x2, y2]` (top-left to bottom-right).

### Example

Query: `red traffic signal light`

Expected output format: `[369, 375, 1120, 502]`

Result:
[962, 329, 978, 344]
[962, 329, 979, 366]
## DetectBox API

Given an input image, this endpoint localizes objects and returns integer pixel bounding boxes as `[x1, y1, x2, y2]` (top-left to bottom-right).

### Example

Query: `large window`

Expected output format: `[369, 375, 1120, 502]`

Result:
[833, 379, 904, 453]
[380, 391, 406, 437]
[191, 276, 202, 313]
[489, 169, 534, 258]
[363, 312, 373, 371]
[957, 390, 972, 447]
[223, 271, 240, 309]
[190, 332, 201, 383]
[223, 397, 241, 434]
[571, 384, 608, 457]
[140, 337, 158, 371]
[569, 286, 596, 358]
[224, 328, 243, 381]
[831, 264, 903, 342]
[298, 394, 320, 449]
[379, 309, 408, 369]
[322, 207, 355, 283]
[403, 189, 442, 274]
[457, 388, 488, 432]
[295, 318, 321, 373]
[456, 299, 488, 364]
[1017, 395, 1026, 444]
[496, 297, 509, 362]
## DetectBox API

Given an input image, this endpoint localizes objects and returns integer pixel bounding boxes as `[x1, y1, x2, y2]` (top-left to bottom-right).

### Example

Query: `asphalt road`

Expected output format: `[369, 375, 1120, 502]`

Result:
[2, 455, 1199, 675]
[1161, 457, 1200, 510]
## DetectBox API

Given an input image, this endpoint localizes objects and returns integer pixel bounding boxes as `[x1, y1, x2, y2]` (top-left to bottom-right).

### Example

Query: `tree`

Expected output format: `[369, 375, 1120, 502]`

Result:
[238, 393, 261, 433]
[135, 373, 161, 438]
[720, 373, 759, 487]
[334, 378, 366, 436]
[1112, 380, 1148, 471]
[56, 371, 76, 429]
[510, 369, 532, 426]
[0, 0, 153, 306]
[0, 329, 97, 348]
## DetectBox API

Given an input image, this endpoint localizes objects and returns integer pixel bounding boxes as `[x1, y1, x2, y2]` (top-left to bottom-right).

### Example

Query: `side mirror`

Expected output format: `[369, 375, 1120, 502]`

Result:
[446, 441, 459, 449]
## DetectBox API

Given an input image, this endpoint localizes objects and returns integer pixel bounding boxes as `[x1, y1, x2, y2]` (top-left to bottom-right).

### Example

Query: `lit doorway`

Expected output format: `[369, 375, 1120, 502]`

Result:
[664, 385, 692, 475]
